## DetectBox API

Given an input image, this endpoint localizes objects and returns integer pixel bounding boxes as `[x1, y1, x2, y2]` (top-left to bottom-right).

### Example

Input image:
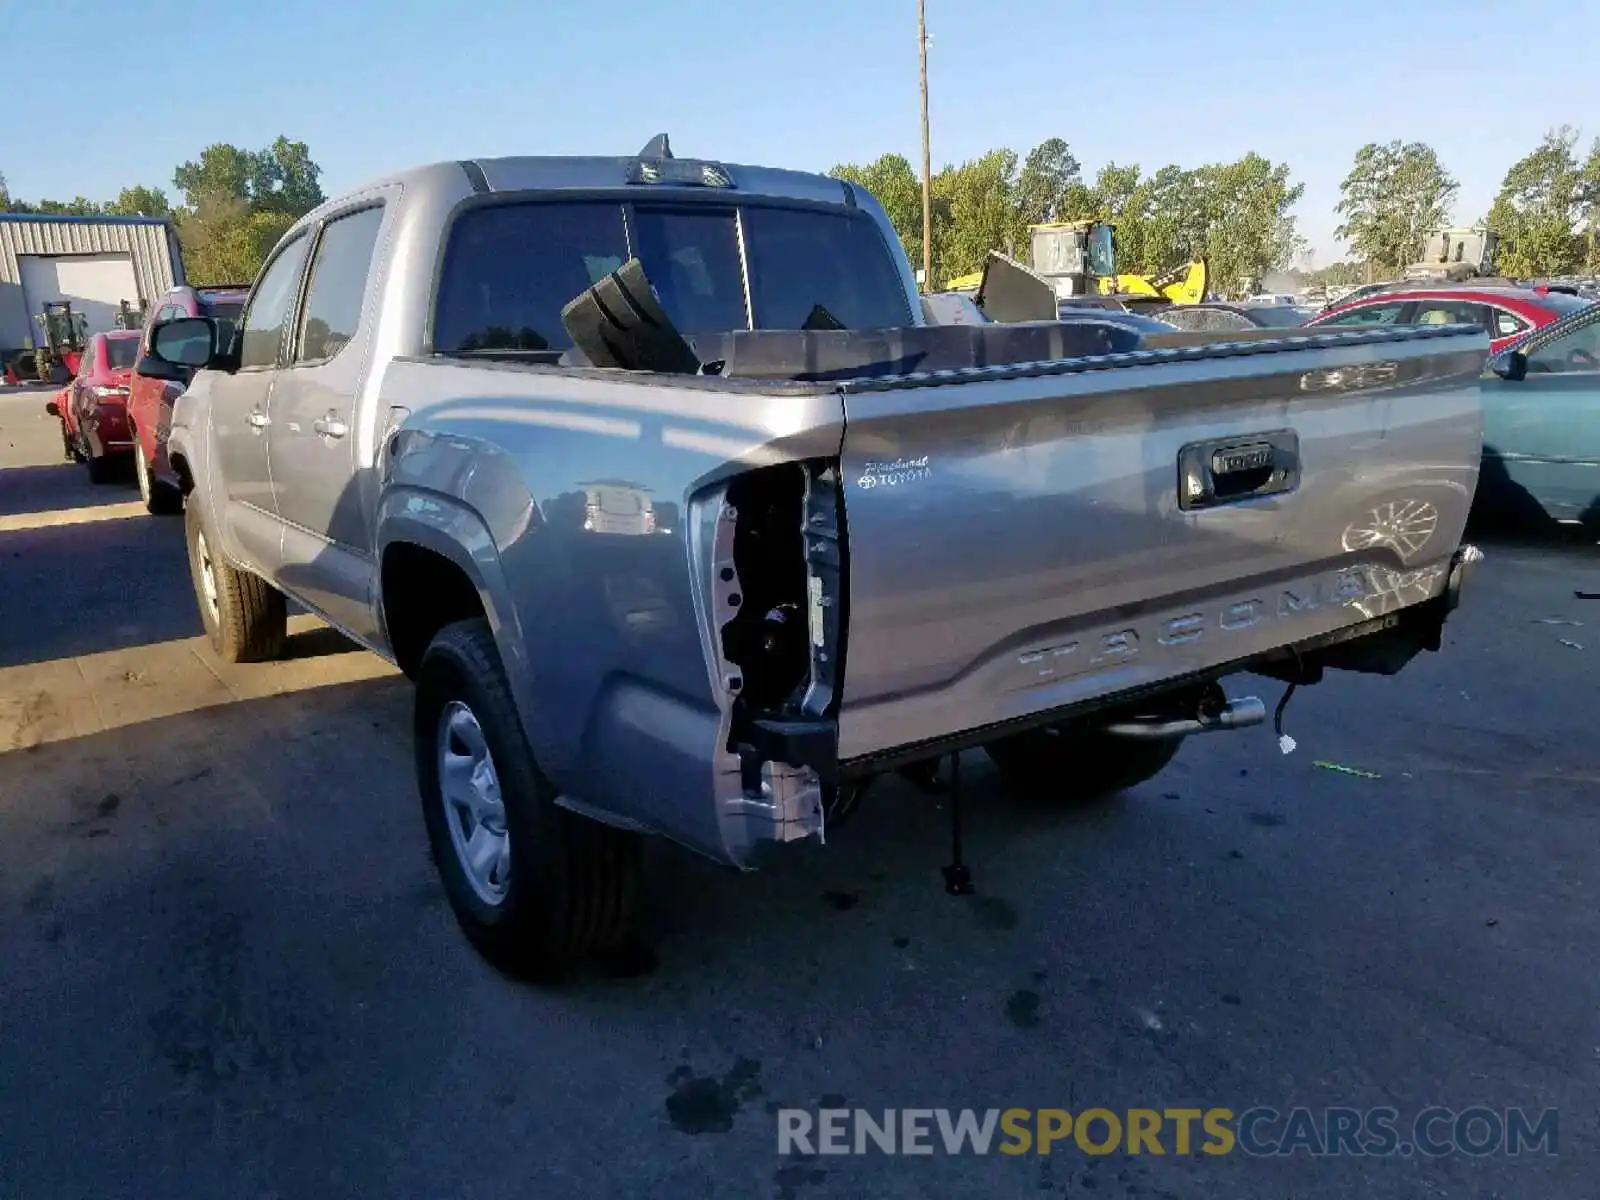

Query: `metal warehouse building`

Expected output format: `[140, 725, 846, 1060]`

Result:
[0, 213, 185, 353]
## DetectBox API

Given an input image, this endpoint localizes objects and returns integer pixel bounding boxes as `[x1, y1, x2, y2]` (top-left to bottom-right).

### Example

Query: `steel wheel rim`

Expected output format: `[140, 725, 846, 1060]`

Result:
[193, 528, 220, 622]
[436, 700, 511, 905]
[135, 447, 150, 501]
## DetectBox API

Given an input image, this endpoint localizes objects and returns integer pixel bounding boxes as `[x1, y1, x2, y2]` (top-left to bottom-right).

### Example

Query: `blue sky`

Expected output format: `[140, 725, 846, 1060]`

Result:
[4, 0, 1596, 264]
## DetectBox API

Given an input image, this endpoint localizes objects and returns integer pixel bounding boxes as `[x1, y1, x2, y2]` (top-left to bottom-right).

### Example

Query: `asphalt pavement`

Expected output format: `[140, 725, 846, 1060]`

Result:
[2, 385, 1598, 1199]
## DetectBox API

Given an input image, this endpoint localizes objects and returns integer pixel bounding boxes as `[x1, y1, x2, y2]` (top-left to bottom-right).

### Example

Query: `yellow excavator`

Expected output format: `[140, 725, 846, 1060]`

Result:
[947, 220, 1208, 308]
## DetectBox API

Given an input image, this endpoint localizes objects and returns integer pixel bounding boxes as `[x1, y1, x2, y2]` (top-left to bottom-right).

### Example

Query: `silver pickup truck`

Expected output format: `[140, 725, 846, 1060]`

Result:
[143, 137, 1487, 975]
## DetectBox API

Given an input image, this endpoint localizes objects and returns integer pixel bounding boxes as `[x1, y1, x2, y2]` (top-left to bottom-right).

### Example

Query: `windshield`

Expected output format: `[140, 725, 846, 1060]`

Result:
[202, 298, 245, 349]
[104, 336, 140, 370]
[432, 199, 912, 355]
[1086, 224, 1116, 278]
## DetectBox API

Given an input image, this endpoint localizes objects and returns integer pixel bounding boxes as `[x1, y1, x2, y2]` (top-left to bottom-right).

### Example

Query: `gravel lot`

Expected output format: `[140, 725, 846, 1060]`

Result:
[2, 384, 1598, 1198]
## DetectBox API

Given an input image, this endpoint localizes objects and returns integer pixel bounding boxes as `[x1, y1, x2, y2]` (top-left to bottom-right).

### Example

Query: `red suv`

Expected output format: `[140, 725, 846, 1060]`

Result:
[128, 284, 248, 513]
[46, 330, 143, 483]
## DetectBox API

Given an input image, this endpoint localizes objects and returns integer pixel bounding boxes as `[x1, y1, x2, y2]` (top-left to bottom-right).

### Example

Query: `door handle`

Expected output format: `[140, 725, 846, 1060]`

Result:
[246, 409, 270, 430]
[314, 412, 349, 440]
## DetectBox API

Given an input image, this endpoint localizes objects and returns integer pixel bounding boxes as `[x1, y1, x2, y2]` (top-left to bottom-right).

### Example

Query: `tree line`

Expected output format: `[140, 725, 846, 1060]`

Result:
[3, 125, 1598, 292]
[0, 137, 325, 285]
[834, 127, 1600, 291]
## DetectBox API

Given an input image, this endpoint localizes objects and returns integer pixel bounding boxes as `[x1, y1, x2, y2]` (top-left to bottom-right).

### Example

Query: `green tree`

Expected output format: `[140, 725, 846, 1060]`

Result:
[1192, 153, 1305, 290]
[173, 138, 323, 218]
[1577, 136, 1600, 272]
[248, 136, 325, 217]
[173, 143, 258, 208]
[931, 149, 1024, 283]
[1335, 141, 1458, 273]
[175, 196, 295, 285]
[1487, 127, 1583, 276]
[1014, 138, 1082, 226]
[33, 197, 105, 216]
[104, 185, 173, 218]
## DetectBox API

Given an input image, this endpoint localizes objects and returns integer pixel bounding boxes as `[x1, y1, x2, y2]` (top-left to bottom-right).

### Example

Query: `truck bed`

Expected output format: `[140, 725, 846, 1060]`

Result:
[379, 320, 1484, 843]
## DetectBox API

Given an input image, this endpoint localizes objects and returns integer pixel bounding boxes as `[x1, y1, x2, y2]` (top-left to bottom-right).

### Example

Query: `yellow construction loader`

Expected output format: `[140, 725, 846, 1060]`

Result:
[947, 220, 1208, 309]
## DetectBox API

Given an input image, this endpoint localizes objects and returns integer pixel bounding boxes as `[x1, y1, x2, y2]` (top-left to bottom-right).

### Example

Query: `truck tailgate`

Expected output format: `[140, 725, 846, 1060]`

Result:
[833, 326, 1486, 763]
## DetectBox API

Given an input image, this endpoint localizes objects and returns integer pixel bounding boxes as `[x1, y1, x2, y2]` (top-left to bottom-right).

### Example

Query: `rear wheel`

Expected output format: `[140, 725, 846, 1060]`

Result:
[416, 618, 641, 978]
[184, 501, 286, 662]
[984, 724, 1182, 805]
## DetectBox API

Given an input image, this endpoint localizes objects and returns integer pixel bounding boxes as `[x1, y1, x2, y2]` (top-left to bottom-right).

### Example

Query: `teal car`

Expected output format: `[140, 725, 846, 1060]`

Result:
[1480, 300, 1600, 531]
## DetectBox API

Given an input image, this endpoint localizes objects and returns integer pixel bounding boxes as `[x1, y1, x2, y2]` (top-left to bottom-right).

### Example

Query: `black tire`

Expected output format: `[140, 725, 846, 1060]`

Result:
[984, 724, 1182, 805]
[415, 618, 641, 978]
[184, 501, 287, 663]
[60, 419, 80, 463]
[84, 448, 117, 485]
[133, 432, 182, 515]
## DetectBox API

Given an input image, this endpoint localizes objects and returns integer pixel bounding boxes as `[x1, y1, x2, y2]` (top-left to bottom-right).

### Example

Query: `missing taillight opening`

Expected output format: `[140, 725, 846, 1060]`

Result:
[719, 459, 844, 726]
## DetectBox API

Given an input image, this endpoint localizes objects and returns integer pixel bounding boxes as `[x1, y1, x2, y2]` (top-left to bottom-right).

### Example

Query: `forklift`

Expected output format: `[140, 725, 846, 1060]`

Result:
[6, 301, 89, 384]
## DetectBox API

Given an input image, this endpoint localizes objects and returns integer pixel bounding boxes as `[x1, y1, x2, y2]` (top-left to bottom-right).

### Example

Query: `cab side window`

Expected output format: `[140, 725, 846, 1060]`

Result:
[294, 205, 385, 366]
[238, 236, 311, 370]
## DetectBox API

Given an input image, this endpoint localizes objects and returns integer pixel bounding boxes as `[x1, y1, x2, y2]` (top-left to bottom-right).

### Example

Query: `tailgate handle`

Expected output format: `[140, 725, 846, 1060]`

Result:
[1178, 430, 1299, 511]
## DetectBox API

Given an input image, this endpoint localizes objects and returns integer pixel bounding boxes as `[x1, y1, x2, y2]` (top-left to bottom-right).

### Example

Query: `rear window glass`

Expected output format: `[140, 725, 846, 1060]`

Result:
[104, 337, 140, 369]
[432, 199, 912, 356]
[741, 205, 912, 330]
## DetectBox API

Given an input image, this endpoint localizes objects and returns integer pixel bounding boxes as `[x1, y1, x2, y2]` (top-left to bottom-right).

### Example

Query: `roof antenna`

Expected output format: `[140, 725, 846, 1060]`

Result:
[638, 133, 673, 160]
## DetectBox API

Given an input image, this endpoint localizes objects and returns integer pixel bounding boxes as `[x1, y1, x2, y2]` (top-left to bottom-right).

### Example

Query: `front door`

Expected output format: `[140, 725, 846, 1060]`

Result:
[267, 202, 388, 640]
[207, 233, 312, 571]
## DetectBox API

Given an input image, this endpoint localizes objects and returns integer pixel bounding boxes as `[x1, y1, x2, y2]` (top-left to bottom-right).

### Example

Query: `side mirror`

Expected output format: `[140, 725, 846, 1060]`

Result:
[1491, 350, 1527, 382]
[45, 399, 59, 417]
[135, 354, 185, 382]
[149, 316, 219, 370]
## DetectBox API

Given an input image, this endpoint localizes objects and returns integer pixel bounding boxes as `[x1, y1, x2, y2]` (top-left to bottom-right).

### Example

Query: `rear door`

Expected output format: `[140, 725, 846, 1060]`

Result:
[833, 327, 1487, 761]
[267, 200, 389, 640]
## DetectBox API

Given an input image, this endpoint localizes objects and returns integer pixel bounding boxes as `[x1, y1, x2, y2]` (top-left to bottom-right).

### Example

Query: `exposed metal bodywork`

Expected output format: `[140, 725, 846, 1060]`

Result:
[168, 151, 1489, 872]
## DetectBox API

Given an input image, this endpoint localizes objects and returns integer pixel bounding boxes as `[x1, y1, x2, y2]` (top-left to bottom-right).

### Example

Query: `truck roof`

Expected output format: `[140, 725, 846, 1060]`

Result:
[295, 136, 863, 237]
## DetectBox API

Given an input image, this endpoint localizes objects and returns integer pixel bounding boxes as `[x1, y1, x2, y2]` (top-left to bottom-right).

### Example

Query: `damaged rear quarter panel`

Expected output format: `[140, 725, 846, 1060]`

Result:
[377, 357, 845, 862]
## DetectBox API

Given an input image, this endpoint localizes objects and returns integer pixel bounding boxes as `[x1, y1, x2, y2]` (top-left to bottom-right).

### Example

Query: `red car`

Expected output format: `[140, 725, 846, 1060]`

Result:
[1306, 285, 1594, 353]
[127, 284, 248, 513]
[45, 330, 142, 483]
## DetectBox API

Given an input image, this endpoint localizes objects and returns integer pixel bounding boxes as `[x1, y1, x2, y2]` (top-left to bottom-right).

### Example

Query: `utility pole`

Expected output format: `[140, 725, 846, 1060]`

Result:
[918, 0, 932, 292]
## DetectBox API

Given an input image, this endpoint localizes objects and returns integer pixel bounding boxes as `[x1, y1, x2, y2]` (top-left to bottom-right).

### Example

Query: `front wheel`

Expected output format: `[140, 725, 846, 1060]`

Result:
[416, 618, 641, 978]
[184, 501, 287, 662]
[984, 724, 1182, 805]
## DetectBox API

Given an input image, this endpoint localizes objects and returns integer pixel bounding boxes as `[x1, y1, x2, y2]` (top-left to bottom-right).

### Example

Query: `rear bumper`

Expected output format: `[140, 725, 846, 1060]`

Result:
[85, 402, 133, 452]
